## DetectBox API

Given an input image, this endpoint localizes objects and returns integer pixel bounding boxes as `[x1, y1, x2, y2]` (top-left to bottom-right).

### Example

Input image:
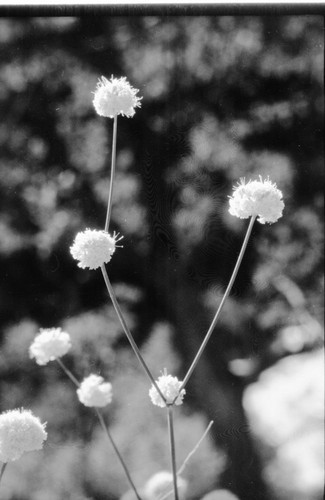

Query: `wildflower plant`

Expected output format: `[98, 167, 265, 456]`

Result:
[2, 74, 285, 499]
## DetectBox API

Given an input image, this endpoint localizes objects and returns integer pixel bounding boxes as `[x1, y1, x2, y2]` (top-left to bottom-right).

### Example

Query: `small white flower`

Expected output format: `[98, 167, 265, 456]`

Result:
[29, 328, 71, 366]
[77, 374, 113, 408]
[93, 75, 142, 118]
[228, 176, 284, 224]
[149, 373, 185, 408]
[144, 471, 187, 500]
[70, 229, 122, 270]
[0, 408, 47, 463]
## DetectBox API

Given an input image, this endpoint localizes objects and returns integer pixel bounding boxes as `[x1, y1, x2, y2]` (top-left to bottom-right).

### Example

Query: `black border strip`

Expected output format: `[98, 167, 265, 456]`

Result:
[0, 3, 324, 17]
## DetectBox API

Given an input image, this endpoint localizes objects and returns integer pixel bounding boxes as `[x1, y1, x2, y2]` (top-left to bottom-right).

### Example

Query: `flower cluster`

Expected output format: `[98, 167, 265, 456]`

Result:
[149, 373, 186, 408]
[93, 75, 142, 118]
[228, 176, 284, 224]
[0, 409, 47, 463]
[29, 328, 71, 366]
[70, 229, 122, 270]
[77, 374, 113, 408]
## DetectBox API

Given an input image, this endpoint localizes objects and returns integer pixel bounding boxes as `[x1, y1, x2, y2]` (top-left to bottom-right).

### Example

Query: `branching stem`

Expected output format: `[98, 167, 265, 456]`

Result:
[101, 265, 166, 403]
[56, 359, 141, 498]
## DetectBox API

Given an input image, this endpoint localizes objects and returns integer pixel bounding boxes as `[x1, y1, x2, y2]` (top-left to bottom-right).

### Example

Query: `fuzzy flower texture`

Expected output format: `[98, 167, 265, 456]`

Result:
[229, 176, 284, 224]
[0, 409, 47, 463]
[70, 229, 121, 270]
[149, 374, 186, 408]
[77, 374, 113, 408]
[29, 327, 71, 366]
[93, 75, 142, 118]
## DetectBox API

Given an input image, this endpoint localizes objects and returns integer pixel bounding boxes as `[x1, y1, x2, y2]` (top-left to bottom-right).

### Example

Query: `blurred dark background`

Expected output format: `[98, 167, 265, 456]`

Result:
[0, 14, 323, 500]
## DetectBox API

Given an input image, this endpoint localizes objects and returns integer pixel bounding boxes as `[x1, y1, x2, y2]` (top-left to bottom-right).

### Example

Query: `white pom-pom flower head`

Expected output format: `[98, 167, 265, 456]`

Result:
[93, 75, 142, 118]
[149, 372, 186, 408]
[77, 374, 113, 408]
[0, 408, 47, 463]
[229, 176, 284, 224]
[29, 327, 71, 366]
[70, 229, 123, 270]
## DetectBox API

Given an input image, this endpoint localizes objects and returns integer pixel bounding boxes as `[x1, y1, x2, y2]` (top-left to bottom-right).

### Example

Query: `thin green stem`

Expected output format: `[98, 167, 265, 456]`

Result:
[0, 462, 7, 488]
[105, 114, 118, 233]
[95, 409, 142, 500]
[167, 405, 179, 500]
[179, 215, 256, 393]
[56, 358, 80, 387]
[101, 264, 166, 403]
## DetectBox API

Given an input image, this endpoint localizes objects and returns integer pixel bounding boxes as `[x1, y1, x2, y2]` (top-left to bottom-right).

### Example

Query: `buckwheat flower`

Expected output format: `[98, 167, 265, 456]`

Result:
[0, 408, 47, 463]
[229, 176, 284, 224]
[29, 328, 71, 366]
[77, 374, 113, 408]
[144, 471, 188, 500]
[70, 229, 122, 270]
[93, 75, 142, 118]
[149, 373, 186, 408]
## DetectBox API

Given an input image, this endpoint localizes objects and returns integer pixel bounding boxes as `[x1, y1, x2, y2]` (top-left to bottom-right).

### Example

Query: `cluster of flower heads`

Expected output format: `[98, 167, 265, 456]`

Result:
[228, 176, 284, 224]
[0, 409, 47, 463]
[149, 372, 186, 408]
[29, 327, 71, 365]
[93, 75, 142, 118]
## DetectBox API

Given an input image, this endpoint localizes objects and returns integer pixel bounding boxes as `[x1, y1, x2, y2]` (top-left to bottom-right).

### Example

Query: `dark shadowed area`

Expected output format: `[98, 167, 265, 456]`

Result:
[0, 13, 323, 500]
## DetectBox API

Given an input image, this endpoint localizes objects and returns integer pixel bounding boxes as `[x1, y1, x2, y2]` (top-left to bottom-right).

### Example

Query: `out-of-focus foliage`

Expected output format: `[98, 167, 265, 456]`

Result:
[0, 14, 323, 500]
[244, 348, 324, 500]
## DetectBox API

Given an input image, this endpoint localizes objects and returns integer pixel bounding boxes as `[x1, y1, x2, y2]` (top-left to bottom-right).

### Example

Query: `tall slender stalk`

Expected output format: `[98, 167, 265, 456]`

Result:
[167, 405, 179, 500]
[55, 359, 141, 499]
[105, 114, 118, 233]
[95, 409, 142, 500]
[179, 215, 256, 392]
[0, 463, 7, 488]
[101, 113, 165, 403]
[101, 264, 166, 403]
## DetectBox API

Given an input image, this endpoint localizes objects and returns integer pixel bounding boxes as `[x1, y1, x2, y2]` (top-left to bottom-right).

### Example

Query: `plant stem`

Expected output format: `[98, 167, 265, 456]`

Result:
[56, 358, 80, 387]
[157, 420, 214, 500]
[179, 215, 256, 392]
[0, 462, 7, 488]
[95, 409, 142, 500]
[177, 420, 214, 476]
[167, 405, 179, 500]
[56, 359, 141, 498]
[105, 114, 118, 233]
[101, 264, 167, 403]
